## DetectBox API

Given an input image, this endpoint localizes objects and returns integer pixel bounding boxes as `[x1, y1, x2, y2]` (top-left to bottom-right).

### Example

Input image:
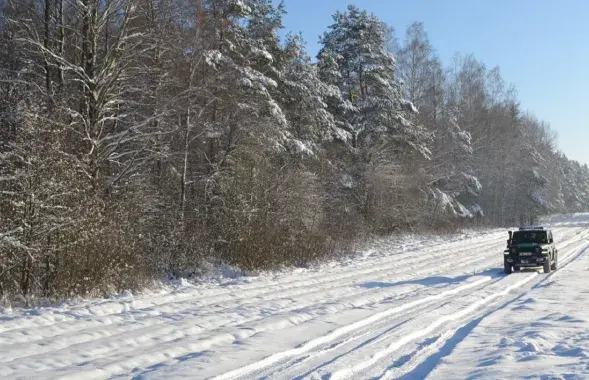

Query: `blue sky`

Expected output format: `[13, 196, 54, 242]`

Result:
[274, 0, 589, 165]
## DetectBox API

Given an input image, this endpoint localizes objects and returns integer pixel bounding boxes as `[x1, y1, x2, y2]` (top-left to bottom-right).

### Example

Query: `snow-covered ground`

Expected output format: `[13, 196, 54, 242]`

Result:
[429, 226, 589, 379]
[2, 215, 589, 379]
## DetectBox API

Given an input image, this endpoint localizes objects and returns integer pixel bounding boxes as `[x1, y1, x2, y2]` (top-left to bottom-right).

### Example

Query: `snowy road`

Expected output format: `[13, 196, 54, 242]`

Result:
[2, 215, 589, 379]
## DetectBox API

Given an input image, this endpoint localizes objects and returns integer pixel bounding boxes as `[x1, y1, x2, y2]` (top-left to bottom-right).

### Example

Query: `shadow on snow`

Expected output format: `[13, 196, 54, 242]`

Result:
[359, 268, 504, 290]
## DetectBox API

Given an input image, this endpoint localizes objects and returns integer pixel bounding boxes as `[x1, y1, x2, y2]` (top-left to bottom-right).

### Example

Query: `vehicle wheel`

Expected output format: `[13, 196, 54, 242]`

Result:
[543, 259, 551, 274]
[504, 259, 512, 275]
[551, 252, 558, 270]
[514, 266, 521, 272]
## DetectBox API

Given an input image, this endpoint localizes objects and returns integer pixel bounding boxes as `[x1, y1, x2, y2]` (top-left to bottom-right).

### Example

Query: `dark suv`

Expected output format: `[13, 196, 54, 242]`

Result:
[503, 226, 558, 274]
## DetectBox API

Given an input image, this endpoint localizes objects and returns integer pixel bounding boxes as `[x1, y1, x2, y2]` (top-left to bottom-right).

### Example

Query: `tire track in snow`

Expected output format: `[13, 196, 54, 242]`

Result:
[211, 276, 499, 380]
[0, 234, 510, 354]
[330, 274, 539, 380]
[206, 228, 589, 380]
[0, 235, 510, 369]
[322, 232, 589, 380]
[58, 276, 501, 380]
[378, 231, 589, 380]
[0, 231, 506, 336]
[0, 226, 585, 379]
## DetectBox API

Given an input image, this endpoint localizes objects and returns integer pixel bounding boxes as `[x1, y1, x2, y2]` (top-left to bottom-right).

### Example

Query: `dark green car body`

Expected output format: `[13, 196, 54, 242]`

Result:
[503, 227, 558, 274]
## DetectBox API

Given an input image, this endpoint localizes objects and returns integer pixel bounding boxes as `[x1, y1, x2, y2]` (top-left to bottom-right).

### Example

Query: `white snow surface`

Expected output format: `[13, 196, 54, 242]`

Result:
[3, 215, 589, 379]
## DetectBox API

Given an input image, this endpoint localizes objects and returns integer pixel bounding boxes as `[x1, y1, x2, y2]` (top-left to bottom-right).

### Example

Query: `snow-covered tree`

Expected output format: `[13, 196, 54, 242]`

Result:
[2, 1, 589, 299]
[278, 33, 335, 153]
[317, 5, 430, 156]
[395, 25, 482, 225]
[428, 109, 482, 221]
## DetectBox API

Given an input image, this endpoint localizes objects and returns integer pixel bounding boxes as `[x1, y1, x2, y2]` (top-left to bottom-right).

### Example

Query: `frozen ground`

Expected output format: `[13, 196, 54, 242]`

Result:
[1, 215, 589, 379]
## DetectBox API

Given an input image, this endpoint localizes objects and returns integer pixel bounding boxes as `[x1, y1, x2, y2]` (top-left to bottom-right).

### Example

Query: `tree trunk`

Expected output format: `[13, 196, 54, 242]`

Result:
[57, 0, 64, 90]
[43, 0, 53, 99]
[180, 112, 190, 224]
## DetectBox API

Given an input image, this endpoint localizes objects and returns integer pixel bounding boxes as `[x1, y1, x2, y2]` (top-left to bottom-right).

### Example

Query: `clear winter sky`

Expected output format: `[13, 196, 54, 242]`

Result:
[274, 0, 589, 166]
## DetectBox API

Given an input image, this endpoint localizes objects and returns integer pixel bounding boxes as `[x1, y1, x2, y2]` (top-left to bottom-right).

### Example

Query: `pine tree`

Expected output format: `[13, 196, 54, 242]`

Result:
[278, 33, 335, 154]
[317, 5, 430, 156]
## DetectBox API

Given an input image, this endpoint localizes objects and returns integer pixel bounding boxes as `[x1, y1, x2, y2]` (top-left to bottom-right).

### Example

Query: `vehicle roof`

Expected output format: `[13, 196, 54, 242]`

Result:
[517, 226, 551, 231]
